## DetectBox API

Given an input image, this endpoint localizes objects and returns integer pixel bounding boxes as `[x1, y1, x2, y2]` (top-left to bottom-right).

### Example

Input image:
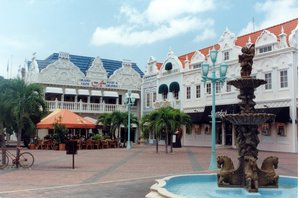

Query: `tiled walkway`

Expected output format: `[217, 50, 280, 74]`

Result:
[0, 145, 297, 197]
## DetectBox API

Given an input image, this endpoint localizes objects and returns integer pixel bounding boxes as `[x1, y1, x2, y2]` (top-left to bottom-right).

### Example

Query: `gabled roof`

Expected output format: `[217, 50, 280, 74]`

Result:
[34, 53, 144, 77]
[172, 18, 297, 69]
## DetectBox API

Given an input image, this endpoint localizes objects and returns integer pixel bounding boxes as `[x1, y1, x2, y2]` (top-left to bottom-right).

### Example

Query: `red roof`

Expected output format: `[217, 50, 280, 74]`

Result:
[161, 18, 297, 69]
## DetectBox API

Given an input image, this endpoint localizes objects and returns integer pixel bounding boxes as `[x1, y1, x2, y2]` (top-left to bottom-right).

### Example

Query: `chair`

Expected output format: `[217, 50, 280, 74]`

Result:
[85, 139, 94, 149]
[93, 140, 101, 149]
[108, 139, 117, 148]
[101, 140, 109, 149]
[36, 140, 43, 150]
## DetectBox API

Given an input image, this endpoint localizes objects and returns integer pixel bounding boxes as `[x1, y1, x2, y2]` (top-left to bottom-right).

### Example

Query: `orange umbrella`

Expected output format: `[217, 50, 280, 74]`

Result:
[36, 109, 96, 129]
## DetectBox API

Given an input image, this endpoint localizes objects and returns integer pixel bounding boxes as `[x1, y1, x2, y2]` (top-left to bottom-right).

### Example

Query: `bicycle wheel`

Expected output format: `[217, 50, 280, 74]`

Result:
[0, 152, 9, 169]
[19, 152, 34, 168]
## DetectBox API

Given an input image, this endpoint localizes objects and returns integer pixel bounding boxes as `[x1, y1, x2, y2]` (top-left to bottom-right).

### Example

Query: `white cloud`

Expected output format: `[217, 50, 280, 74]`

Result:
[239, 0, 298, 35]
[145, 0, 215, 24]
[92, 17, 212, 46]
[193, 29, 217, 43]
[91, 0, 216, 46]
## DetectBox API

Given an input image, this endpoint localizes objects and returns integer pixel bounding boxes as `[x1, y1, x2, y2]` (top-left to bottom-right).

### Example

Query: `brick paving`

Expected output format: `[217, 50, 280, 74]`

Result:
[0, 145, 297, 198]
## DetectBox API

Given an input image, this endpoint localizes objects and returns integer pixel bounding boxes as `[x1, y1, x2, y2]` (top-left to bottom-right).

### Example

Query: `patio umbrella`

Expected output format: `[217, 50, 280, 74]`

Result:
[36, 109, 96, 129]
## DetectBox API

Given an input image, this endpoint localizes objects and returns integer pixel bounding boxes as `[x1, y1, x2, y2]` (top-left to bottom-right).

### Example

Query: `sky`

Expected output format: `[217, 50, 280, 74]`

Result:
[0, 0, 298, 78]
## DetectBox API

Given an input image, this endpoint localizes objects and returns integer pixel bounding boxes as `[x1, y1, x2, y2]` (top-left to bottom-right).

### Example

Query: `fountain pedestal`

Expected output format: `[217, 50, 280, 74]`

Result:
[218, 77, 278, 192]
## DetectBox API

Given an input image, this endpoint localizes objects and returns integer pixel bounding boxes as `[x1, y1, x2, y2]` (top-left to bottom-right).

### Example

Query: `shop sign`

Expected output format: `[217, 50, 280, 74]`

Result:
[79, 79, 118, 88]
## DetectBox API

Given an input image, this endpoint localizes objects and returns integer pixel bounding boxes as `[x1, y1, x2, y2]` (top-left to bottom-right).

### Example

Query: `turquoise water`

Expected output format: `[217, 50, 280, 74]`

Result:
[164, 174, 297, 198]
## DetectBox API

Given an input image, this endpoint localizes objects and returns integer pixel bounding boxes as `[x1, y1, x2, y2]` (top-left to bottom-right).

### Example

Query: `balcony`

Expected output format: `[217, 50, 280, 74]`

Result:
[46, 100, 138, 114]
[153, 100, 181, 109]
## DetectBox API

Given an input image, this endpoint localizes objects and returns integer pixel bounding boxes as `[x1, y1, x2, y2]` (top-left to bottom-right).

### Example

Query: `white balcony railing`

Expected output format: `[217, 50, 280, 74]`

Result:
[46, 100, 137, 114]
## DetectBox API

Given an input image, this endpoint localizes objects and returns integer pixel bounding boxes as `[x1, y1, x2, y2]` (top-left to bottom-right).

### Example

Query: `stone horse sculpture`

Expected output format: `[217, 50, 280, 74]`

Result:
[217, 156, 235, 185]
[258, 156, 279, 187]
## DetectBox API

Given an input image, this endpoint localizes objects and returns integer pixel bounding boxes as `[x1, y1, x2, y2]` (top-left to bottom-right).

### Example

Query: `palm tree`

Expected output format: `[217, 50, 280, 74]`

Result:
[97, 113, 112, 136]
[170, 109, 191, 152]
[3, 78, 47, 147]
[142, 106, 191, 153]
[140, 112, 161, 153]
[110, 111, 127, 139]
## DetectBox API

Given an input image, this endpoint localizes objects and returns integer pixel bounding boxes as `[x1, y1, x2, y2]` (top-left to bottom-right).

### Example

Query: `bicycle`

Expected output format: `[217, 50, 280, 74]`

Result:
[0, 147, 34, 169]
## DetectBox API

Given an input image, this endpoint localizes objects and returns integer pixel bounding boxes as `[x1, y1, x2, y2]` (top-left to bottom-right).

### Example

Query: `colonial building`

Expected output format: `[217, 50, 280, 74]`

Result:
[24, 52, 144, 142]
[141, 19, 298, 153]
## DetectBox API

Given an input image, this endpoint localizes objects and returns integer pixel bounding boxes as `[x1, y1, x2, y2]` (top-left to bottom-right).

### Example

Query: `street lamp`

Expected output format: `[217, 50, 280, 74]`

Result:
[201, 46, 228, 170]
[125, 90, 135, 150]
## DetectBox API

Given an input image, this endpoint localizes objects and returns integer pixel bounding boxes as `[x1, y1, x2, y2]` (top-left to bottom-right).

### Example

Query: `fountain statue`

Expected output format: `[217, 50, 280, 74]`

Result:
[218, 44, 278, 192]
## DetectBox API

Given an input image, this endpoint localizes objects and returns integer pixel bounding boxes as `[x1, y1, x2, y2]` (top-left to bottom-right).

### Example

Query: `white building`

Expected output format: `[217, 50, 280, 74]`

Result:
[24, 52, 144, 142]
[141, 19, 298, 153]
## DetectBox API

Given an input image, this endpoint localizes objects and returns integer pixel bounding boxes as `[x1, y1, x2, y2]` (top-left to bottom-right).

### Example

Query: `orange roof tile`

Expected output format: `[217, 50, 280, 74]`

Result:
[160, 18, 298, 70]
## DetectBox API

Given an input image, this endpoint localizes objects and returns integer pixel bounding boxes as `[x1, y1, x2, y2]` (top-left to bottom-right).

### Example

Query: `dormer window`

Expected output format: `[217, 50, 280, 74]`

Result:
[258, 45, 272, 54]
[192, 63, 202, 69]
[223, 51, 229, 61]
[165, 62, 172, 70]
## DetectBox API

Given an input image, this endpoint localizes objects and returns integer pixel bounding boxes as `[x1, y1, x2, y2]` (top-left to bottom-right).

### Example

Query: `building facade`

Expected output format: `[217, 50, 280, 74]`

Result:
[141, 19, 298, 153]
[24, 52, 144, 142]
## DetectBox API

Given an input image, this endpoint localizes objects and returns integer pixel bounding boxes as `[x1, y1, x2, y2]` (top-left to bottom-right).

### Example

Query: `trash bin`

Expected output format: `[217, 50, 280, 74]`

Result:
[66, 141, 78, 155]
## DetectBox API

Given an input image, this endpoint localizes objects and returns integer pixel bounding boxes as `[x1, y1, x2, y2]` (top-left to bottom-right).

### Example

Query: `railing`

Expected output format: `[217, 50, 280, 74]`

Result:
[46, 100, 137, 114]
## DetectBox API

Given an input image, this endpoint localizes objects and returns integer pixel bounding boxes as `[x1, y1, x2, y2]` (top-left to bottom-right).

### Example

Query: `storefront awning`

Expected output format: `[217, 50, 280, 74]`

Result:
[91, 90, 102, 96]
[169, 81, 180, 92]
[187, 112, 205, 124]
[202, 104, 240, 123]
[131, 93, 140, 99]
[256, 107, 291, 123]
[64, 88, 77, 95]
[45, 87, 63, 94]
[103, 91, 118, 97]
[78, 89, 89, 95]
[158, 84, 168, 94]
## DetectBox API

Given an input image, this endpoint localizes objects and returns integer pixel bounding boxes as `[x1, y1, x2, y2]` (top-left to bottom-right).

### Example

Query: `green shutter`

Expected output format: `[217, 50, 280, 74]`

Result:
[169, 81, 180, 92]
[158, 84, 168, 94]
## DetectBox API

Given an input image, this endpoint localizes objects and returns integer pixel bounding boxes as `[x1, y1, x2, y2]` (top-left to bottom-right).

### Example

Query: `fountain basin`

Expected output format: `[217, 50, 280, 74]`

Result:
[145, 174, 297, 198]
[228, 78, 266, 89]
[225, 113, 276, 125]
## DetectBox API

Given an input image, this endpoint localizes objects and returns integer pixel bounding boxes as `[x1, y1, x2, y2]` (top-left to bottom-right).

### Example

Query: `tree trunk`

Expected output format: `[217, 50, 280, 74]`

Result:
[16, 128, 22, 168]
[165, 129, 168, 153]
[155, 131, 158, 153]
[170, 133, 173, 153]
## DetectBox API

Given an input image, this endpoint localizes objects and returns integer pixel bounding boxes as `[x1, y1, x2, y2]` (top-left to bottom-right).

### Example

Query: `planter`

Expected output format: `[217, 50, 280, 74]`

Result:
[28, 143, 36, 149]
[59, 143, 66, 151]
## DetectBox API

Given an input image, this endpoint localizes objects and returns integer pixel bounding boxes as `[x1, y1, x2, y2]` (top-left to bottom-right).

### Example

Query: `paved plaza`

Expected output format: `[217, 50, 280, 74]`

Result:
[0, 144, 297, 198]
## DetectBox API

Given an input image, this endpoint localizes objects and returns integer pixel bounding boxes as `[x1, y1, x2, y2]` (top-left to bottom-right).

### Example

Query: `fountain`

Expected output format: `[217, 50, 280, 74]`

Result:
[145, 44, 298, 198]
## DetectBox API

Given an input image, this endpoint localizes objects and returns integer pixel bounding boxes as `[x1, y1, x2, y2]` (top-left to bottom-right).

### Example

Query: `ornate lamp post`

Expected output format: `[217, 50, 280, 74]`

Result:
[201, 47, 228, 170]
[125, 90, 135, 150]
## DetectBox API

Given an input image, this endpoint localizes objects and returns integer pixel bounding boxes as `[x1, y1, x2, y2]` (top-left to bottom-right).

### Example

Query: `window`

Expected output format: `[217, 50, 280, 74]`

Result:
[226, 84, 231, 92]
[206, 83, 211, 94]
[192, 64, 201, 69]
[259, 45, 272, 53]
[146, 93, 150, 107]
[216, 82, 221, 93]
[223, 51, 229, 61]
[174, 92, 179, 99]
[186, 87, 191, 99]
[153, 92, 157, 103]
[196, 85, 200, 98]
[265, 73, 272, 90]
[280, 70, 288, 88]
[162, 92, 168, 100]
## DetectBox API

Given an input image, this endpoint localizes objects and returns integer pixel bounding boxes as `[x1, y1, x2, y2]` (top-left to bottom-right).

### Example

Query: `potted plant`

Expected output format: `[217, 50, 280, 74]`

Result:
[53, 118, 68, 150]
